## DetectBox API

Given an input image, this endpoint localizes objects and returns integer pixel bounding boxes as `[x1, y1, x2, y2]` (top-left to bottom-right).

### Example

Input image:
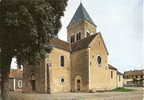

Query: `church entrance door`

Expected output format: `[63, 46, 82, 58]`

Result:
[75, 75, 82, 92]
[77, 79, 81, 91]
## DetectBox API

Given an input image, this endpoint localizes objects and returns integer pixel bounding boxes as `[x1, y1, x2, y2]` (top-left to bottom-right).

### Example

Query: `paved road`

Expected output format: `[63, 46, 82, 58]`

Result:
[9, 87, 144, 100]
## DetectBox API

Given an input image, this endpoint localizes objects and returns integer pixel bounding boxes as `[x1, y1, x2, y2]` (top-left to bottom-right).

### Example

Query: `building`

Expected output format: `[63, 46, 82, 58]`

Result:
[108, 64, 123, 89]
[124, 70, 144, 87]
[23, 3, 123, 93]
[9, 68, 23, 91]
[117, 71, 123, 88]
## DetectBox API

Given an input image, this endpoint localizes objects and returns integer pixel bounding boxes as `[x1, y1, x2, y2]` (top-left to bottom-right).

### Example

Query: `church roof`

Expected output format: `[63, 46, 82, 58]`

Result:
[50, 33, 109, 54]
[68, 3, 96, 27]
[108, 64, 117, 70]
[49, 34, 97, 52]
[117, 71, 123, 75]
[50, 38, 70, 51]
[71, 34, 97, 52]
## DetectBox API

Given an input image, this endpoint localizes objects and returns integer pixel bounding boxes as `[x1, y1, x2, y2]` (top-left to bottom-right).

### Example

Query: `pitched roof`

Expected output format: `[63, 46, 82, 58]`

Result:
[68, 3, 96, 27]
[117, 71, 123, 75]
[124, 70, 144, 76]
[99, 33, 109, 55]
[50, 38, 70, 51]
[71, 34, 97, 52]
[108, 64, 117, 70]
[9, 69, 23, 78]
[49, 33, 108, 53]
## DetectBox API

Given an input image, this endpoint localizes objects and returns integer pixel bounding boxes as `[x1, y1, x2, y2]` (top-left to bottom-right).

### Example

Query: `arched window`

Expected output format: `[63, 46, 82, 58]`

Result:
[60, 78, 64, 83]
[76, 32, 81, 41]
[111, 71, 113, 79]
[60, 55, 64, 67]
[71, 35, 75, 43]
[97, 56, 102, 64]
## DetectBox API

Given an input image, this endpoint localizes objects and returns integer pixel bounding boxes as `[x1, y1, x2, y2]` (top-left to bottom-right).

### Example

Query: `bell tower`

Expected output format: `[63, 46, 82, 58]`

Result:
[67, 3, 97, 43]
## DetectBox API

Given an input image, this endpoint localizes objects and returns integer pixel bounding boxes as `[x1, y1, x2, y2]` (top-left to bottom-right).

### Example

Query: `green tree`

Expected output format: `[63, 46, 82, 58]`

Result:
[0, 0, 68, 100]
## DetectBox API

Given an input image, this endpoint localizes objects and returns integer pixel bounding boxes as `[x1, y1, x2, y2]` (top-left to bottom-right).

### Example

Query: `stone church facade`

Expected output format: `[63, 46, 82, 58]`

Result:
[23, 3, 123, 93]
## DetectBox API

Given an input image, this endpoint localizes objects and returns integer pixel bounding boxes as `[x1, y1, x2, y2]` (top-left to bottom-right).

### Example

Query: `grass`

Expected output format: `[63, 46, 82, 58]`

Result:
[110, 87, 134, 92]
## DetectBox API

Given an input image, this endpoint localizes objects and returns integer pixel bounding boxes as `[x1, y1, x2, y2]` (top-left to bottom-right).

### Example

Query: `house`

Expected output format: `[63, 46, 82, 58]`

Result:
[9, 68, 23, 91]
[124, 69, 144, 87]
[23, 3, 123, 93]
[108, 64, 123, 89]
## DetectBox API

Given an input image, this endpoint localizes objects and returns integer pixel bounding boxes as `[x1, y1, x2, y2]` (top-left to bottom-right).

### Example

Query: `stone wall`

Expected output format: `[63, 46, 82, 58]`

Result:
[47, 48, 71, 93]
[88, 34, 110, 91]
[23, 60, 46, 93]
[67, 20, 96, 42]
[71, 49, 89, 92]
[117, 75, 123, 88]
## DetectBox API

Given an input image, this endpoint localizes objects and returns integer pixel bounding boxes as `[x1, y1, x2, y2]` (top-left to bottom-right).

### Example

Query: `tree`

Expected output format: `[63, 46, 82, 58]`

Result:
[0, 0, 68, 100]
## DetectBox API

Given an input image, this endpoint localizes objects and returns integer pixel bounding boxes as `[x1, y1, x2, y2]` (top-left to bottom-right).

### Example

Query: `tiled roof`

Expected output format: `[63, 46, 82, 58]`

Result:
[117, 71, 123, 75]
[49, 34, 97, 52]
[50, 38, 70, 51]
[68, 3, 96, 27]
[124, 70, 144, 76]
[71, 34, 97, 52]
[9, 69, 23, 78]
[49, 33, 109, 54]
[108, 64, 117, 70]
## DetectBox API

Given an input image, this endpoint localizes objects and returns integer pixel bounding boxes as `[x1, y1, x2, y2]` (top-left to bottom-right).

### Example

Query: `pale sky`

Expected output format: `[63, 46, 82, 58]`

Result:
[58, 0, 143, 72]
[11, 0, 143, 72]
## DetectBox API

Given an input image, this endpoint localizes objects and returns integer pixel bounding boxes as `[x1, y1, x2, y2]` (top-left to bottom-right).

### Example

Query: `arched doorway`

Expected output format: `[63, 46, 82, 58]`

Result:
[77, 79, 81, 91]
[75, 75, 82, 92]
[31, 73, 36, 91]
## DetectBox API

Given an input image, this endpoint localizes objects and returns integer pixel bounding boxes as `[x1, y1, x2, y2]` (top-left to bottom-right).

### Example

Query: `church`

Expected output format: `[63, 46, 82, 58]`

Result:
[23, 3, 123, 93]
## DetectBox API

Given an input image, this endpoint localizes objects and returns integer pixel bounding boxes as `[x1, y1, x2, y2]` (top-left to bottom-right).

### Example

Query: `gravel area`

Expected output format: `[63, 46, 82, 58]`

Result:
[9, 87, 144, 100]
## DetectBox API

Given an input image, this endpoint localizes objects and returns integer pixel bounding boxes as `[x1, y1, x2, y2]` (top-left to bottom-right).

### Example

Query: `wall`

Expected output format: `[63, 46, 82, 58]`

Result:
[67, 20, 96, 42]
[117, 75, 123, 88]
[47, 48, 71, 93]
[9, 78, 23, 92]
[71, 49, 89, 92]
[88, 34, 115, 91]
[23, 60, 46, 93]
[107, 69, 117, 90]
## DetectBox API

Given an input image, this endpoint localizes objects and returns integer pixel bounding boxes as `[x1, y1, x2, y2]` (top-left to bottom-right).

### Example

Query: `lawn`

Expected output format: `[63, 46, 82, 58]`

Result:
[111, 87, 135, 92]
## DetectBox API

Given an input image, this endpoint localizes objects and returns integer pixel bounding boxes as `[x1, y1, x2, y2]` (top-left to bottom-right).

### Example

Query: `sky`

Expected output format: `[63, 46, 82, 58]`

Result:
[58, 0, 143, 72]
[11, 0, 143, 72]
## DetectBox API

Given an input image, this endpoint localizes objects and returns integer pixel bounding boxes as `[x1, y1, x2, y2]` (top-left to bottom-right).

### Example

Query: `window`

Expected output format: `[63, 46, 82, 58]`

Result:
[71, 35, 75, 43]
[18, 80, 22, 88]
[97, 56, 102, 64]
[60, 55, 64, 67]
[60, 78, 64, 83]
[111, 71, 113, 79]
[77, 80, 80, 83]
[76, 32, 81, 41]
